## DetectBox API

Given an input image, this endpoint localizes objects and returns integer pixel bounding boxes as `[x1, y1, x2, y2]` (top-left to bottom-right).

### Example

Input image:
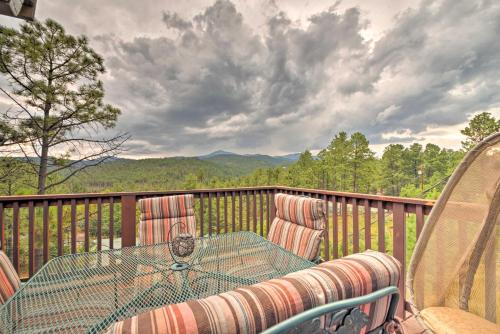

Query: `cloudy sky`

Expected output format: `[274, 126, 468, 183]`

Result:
[2, 0, 500, 157]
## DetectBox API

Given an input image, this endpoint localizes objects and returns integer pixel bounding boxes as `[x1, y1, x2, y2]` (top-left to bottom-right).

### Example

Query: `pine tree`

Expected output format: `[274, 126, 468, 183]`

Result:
[348, 132, 375, 192]
[461, 112, 500, 151]
[0, 19, 128, 194]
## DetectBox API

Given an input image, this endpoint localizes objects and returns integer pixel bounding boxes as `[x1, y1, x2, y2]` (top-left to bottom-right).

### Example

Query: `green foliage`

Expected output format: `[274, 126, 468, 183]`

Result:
[381, 144, 407, 195]
[0, 119, 24, 148]
[232, 132, 465, 198]
[349, 132, 375, 192]
[201, 154, 290, 175]
[461, 112, 500, 151]
[0, 158, 32, 195]
[0, 19, 126, 194]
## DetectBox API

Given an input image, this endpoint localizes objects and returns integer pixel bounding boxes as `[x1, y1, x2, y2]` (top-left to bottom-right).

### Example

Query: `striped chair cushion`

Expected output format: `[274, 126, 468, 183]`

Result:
[106, 250, 401, 334]
[274, 193, 326, 230]
[138, 195, 196, 246]
[0, 251, 20, 304]
[267, 193, 327, 260]
[267, 218, 323, 260]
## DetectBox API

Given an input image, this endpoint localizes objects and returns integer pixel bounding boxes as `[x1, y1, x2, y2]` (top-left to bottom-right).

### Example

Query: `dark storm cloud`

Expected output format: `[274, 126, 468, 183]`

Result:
[25, 0, 500, 156]
[162, 12, 193, 31]
[98, 0, 377, 155]
[361, 0, 500, 143]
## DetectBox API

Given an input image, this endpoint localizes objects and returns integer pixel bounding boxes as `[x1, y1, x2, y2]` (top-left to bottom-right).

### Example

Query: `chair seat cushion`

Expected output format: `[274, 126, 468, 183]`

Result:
[420, 307, 500, 334]
[106, 251, 401, 334]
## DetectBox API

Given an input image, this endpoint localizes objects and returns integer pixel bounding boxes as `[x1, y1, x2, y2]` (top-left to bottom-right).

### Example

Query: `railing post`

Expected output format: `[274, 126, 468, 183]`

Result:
[393, 203, 406, 318]
[121, 195, 137, 247]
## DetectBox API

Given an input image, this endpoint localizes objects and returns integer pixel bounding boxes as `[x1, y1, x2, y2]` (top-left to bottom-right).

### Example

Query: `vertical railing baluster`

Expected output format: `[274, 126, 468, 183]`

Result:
[109, 197, 114, 249]
[332, 196, 338, 259]
[416, 205, 424, 239]
[253, 190, 257, 233]
[377, 201, 385, 252]
[199, 193, 204, 237]
[352, 198, 359, 253]
[239, 191, 243, 231]
[28, 201, 35, 277]
[393, 203, 406, 317]
[224, 192, 228, 234]
[415, 203, 425, 308]
[266, 190, 270, 231]
[341, 197, 348, 256]
[231, 191, 236, 233]
[323, 194, 330, 261]
[57, 200, 63, 256]
[12, 202, 19, 272]
[364, 199, 371, 250]
[259, 190, 264, 236]
[216, 192, 220, 234]
[97, 198, 102, 251]
[208, 193, 213, 235]
[246, 191, 250, 231]
[0, 203, 3, 253]
[270, 189, 276, 223]
[70, 199, 77, 254]
[43, 200, 49, 263]
[84, 198, 90, 252]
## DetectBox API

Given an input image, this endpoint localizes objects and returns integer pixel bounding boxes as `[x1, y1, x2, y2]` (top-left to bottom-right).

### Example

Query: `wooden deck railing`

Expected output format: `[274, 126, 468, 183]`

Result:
[0, 186, 434, 314]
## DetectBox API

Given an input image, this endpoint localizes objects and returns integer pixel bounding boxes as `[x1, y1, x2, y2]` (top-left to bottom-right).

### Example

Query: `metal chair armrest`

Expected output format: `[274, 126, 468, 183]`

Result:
[261, 286, 400, 334]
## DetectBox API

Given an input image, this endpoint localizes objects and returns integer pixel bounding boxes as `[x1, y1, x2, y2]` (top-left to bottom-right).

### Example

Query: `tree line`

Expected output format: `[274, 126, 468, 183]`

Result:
[186, 112, 499, 199]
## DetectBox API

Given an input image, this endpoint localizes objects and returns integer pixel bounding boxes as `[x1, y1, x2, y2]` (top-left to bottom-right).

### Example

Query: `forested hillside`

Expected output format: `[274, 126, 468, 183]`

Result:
[0, 153, 295, 195]
[65, 153, 293, 193]
[1, 112, 498, 198]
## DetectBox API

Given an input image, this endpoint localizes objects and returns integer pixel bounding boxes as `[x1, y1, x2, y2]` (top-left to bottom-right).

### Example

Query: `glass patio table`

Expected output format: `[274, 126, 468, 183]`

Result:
[0, 231, 314, 334]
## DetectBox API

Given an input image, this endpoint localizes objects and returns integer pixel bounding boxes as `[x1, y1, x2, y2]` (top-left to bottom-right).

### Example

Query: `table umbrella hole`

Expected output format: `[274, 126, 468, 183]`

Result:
[171, 263, 190, 271]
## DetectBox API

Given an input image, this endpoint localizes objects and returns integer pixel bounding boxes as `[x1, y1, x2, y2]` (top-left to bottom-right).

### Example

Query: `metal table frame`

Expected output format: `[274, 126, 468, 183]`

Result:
[0, 231, 314, 334]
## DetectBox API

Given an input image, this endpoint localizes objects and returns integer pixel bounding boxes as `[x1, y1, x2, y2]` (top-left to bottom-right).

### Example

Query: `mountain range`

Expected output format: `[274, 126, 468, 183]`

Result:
[66, 150, 301, 192]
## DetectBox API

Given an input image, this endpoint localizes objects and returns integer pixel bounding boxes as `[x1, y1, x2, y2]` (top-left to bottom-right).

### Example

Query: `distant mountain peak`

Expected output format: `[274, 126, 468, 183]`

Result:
[197, 150, 303, 162]
[276, 153, 301, 161]
[198, 150, 237, 159]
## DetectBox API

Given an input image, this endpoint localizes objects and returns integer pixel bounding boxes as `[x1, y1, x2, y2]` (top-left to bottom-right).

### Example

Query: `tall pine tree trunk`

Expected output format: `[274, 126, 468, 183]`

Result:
[37, 140, 48, 194]
[37, 103, 51, 195]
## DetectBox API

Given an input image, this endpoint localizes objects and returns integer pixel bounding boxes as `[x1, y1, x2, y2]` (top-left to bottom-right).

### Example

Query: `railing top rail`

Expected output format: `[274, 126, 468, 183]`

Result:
[275, 186, 436, 207]
[0, 185, 435, 207]
[0, 186, 278, 203]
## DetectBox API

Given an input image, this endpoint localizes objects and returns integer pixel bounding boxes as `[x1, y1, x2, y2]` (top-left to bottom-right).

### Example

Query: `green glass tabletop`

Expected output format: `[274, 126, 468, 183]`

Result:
[0, 231, 314, 334]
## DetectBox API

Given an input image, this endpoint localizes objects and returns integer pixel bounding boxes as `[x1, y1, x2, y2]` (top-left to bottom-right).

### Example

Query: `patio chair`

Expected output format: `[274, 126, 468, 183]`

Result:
[138, 194, 196, 246]
[407, 132, 500, 333]
[106, 250, 401, 334]
[0, 250, 21, 304]
[267, 193, 326, 261]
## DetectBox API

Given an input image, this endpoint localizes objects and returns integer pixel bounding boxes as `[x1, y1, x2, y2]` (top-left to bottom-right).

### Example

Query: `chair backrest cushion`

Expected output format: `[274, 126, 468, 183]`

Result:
[138, 194, 196, 245]
[267, 193, 326, 260]
[267, 218, 323, 260]
[274, 193, 326, 230]
[0, 251, 20, 304]
[106, 250, 401, 334]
